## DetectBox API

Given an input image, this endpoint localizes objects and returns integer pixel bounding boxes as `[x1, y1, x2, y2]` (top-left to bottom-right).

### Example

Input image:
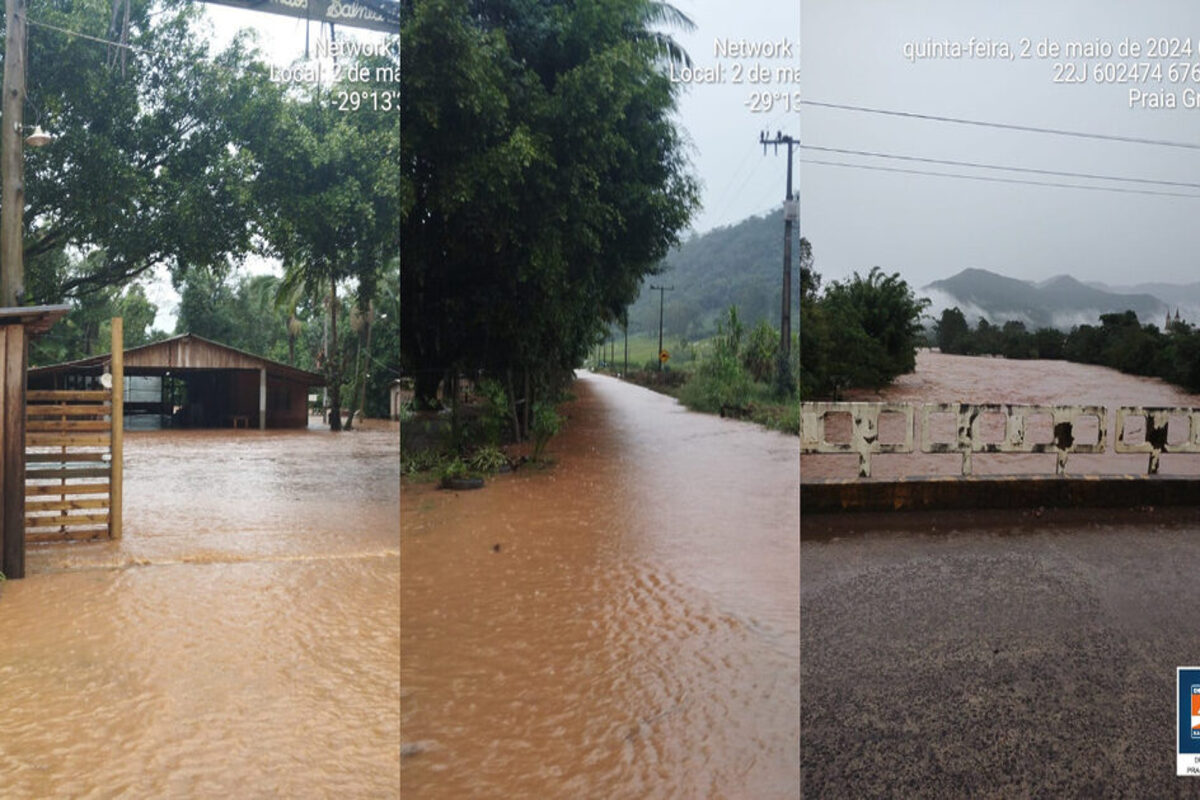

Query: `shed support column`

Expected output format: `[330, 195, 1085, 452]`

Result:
[259, 368, 266, 430]
[110, 317, 122, 541]
[1, 323, 25, 579]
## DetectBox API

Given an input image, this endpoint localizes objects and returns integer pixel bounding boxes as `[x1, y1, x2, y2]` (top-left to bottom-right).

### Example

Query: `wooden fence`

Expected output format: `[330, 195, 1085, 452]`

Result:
[23, 318, 123, 543]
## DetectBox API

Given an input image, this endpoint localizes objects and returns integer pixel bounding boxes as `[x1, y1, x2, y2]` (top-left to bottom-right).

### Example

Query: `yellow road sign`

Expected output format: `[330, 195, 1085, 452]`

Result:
[659, 349, 669, 363]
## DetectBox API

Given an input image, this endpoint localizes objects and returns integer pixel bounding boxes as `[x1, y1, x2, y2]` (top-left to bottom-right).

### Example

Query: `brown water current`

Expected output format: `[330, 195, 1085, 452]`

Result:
[400, 373, 800, 798]
[0, 423, 401, 797]
[802, 350, 1200, 479]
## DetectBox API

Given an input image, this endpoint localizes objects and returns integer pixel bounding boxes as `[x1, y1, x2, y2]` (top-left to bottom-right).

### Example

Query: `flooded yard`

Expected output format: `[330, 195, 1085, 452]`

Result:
[0, 422, 400, 797]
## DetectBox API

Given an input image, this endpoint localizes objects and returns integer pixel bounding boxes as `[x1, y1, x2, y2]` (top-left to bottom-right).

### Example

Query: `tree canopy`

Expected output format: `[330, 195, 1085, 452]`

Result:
[800, 245, 929, 399]
[400, 0, 699, 408]
[21, 0, 287, 302]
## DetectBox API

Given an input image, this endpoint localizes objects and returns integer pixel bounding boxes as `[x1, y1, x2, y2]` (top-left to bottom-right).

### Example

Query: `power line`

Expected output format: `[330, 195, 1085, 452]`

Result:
[802, 158, 1200, 199]
[801, 145, 1200, 191]
[801, 99, 1200, 151]
[27, 17, 154, 56]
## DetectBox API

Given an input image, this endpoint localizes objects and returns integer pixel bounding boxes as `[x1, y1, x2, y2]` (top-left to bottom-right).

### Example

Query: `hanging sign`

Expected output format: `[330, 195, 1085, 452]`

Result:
[200, 0, 399, 35]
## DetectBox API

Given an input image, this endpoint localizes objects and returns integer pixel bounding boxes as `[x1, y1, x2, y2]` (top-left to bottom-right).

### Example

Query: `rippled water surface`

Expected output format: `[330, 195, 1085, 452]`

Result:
[802, 351, 1200, 479]
[401, 373, 800, 798]
[0, 422, 400, 797]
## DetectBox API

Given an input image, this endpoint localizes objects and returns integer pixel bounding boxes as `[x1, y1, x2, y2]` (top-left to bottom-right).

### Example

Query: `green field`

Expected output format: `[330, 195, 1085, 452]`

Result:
[585, 332, 710, 371]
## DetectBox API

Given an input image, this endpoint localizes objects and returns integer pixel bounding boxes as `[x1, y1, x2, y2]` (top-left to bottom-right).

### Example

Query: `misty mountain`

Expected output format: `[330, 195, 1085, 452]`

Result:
[1084, 280, 1200, 319]
[623, 208, 799, 339]
[922, 268, 1169, 330]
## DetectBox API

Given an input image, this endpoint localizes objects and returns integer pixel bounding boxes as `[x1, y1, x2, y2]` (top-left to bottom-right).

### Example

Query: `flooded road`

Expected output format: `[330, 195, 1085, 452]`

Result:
[0, 423, 400, 797]
[401, 372, 800, 798]
[802, 350, 1200, 479]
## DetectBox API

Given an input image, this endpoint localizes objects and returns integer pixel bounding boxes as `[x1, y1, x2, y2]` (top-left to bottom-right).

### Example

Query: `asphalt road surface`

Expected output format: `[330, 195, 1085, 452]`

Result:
[802, 506, 1200, 797]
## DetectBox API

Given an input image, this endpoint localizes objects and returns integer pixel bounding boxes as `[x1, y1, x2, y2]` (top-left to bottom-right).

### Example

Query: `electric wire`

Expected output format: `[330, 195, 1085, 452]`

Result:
[801, 145, 1200, 191]
[27, 17, 156, 56]
[802, 158, 1200, 199]
[802, 99, 1200, 150]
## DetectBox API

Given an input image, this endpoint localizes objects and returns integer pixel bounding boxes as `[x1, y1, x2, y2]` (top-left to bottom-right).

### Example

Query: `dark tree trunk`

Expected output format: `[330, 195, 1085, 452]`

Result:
[328, 276, 342, 432]
[414, 370, 440, 410]
[506, 368, 520, 442]
[356, 300, 373, 423]
[522, 367, 531, 439]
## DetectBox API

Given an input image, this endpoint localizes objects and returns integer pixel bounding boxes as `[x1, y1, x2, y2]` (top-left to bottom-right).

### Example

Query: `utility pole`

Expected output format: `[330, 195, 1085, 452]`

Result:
[1, 0, 27, 580]
[760, 131, 798, 364]
[623, 310, 628, 376]
[2, 0, 27, 306]
[649, 284, 673, 372]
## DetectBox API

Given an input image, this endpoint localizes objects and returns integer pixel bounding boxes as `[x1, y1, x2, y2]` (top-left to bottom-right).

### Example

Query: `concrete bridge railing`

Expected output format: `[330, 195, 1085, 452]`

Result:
[802, 402, 1200, 477]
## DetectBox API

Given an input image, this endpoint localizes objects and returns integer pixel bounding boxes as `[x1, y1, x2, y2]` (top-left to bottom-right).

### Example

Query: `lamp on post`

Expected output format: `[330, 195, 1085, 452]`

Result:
[0, 0, 66, 580]
[24, 126, 51, 147]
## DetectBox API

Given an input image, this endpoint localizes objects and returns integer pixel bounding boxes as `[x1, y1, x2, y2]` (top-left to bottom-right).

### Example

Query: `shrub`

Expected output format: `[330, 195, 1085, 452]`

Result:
[477, 378, 510, 445]
[468, 445, 509, 474]
[742, 320, 779, 383]
[439, 457, 469, 481]
[531, 402, 562, 461]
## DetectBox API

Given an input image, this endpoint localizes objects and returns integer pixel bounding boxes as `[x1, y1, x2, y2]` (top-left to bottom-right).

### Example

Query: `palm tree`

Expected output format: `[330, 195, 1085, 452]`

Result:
[636, 1, 697, 68]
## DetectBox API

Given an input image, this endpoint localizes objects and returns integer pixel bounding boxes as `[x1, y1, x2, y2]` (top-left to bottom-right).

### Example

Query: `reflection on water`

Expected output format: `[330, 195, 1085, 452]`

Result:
[401, 373, 800, 798]
[802, 351, 1200, 479]
[0, 423, 401, 797]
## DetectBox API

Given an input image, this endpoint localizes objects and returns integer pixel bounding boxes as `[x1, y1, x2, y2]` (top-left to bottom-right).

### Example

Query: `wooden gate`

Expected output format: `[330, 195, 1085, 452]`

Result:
[23, 318, 124, 542]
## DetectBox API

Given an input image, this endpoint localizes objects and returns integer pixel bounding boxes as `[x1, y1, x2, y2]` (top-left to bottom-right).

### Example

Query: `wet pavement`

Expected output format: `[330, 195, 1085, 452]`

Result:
[401, 372, 800, 798]
[802, 507, 1200, 796]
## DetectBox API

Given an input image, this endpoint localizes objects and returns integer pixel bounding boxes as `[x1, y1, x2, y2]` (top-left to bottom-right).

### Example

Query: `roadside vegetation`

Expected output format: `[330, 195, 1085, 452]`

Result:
[935, 307, 1200, 393]
[591, 307, 800, 435]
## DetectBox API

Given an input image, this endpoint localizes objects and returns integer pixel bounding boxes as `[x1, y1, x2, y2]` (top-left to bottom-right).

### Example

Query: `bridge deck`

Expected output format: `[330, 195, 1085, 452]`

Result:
[802, 474, 1200, 514]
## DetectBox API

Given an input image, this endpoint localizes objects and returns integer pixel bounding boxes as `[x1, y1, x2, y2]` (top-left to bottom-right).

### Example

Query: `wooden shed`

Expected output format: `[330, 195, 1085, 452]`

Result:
[28, 334, 325, 430]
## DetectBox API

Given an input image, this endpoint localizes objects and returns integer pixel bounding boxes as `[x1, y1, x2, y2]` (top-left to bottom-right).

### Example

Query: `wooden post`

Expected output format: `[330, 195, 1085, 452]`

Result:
[259, 367, 267, 430]
[1, 323, 25, 577]
[110, 317, 122, 540]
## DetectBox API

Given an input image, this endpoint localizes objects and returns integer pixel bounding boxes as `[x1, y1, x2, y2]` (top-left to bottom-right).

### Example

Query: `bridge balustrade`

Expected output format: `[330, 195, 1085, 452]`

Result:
[801, 402, 1114, 477]
[1113, 406, 1200, 474]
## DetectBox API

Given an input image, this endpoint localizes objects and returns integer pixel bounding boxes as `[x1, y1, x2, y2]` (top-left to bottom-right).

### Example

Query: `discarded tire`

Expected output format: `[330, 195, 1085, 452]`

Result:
[440, 476, 484, 490]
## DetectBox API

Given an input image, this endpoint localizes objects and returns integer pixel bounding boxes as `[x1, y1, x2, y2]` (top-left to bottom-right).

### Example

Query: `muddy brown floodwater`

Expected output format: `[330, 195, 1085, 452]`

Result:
[0, 422, 400, 797]
[802, 350, 1200, 479]
[401, 372, 800, 798]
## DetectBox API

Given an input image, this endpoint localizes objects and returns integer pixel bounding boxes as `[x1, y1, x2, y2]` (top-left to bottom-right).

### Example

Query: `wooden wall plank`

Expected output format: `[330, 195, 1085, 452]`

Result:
[26, 390, 107, 402]
[26, 433, 110, 447]
[25, 498, 109, 512]
[26, 467, 110, 480]
[25, 482, 110, 496]
[27, 420, 112, 432]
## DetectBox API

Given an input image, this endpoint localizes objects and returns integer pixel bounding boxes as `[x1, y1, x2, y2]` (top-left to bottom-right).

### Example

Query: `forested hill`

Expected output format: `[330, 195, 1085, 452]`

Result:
[625, 208, 800, 338]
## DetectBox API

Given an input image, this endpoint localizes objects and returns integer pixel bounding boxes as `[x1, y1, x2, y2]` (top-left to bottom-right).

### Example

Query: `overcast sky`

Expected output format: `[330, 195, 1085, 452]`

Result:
[665, 0, 801, 235]
[802, 0, 1200, 289]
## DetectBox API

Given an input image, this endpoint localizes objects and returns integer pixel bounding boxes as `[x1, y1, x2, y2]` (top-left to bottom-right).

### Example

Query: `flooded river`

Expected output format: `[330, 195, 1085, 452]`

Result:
[400, 372, 800, 798]
[0, 424, 400, 797]
[802, 350, 1200, 479]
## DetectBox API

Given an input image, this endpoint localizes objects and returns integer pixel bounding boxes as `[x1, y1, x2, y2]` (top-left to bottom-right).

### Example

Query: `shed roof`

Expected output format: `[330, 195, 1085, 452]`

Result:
[29, 333, 325, 385]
